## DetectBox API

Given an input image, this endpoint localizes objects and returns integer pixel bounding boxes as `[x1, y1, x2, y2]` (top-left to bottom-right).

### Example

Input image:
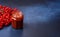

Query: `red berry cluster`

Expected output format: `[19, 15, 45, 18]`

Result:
[0, 5, 17, 29]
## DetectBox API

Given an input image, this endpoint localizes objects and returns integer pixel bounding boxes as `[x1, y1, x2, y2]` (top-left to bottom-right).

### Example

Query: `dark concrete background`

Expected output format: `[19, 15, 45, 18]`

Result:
[0, 0, 60, 37]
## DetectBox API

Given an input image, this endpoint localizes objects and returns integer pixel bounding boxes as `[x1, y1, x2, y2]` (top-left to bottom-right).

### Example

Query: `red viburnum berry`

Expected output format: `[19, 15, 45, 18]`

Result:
[0, 5, 2, 9]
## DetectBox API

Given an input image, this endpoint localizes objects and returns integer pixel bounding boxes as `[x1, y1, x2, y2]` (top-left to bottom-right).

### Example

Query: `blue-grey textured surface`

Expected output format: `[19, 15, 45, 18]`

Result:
[0, 0, 60, 37]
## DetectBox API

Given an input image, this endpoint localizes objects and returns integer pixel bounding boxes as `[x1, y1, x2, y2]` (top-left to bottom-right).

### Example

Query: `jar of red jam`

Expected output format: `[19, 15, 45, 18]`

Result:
[11, 10, 24, 29]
